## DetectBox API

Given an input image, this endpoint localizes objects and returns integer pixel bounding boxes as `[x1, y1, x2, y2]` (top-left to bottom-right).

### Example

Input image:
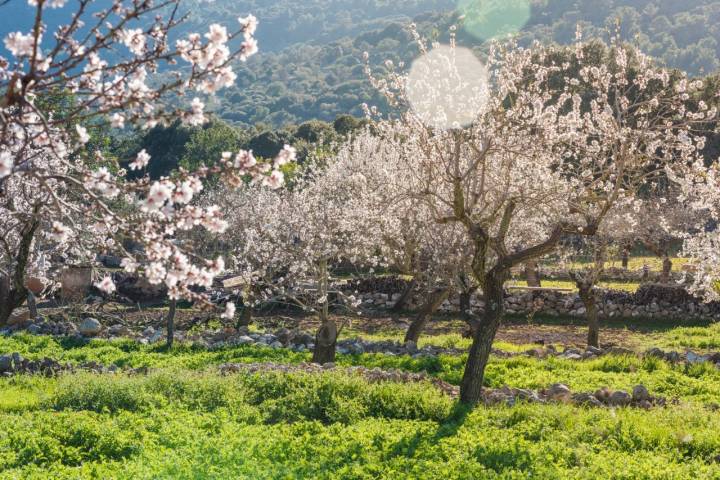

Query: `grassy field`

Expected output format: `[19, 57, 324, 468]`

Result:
[2, 321, 720, 479]
[507, 279, 642, 292]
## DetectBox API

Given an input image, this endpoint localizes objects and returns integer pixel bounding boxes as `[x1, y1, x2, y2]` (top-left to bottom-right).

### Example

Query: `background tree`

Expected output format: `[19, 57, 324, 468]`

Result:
[0, 0, 296, 324]
[367, 30, 711, 405]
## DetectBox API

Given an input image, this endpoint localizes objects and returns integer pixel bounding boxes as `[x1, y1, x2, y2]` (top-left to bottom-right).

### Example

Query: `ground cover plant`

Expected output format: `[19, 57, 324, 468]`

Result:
[2, 319, 720, 478]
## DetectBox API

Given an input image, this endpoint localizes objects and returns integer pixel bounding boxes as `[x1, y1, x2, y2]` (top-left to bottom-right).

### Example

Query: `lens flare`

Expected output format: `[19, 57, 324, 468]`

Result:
[406, 45, 489, 130]
[458, 0, 531, 42]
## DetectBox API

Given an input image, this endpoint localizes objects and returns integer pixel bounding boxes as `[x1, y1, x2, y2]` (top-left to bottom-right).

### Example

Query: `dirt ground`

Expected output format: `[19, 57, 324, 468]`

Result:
[36, 300, 695, 349]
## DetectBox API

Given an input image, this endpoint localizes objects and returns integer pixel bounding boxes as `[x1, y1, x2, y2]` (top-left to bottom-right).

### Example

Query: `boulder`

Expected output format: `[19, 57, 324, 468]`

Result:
[274, 328, 293, 345]
[235, 335, 254, 345]
[7, 309, 30, 327]
[404, 340, 418, 353]
[572, 392, 602, 407]
[547, 383, 571, 401]
[645, 347, 666, 359]
[594, 387, 612, 403]
[632, 385, 650, 403]
[27, 324, 41, 334]
[148, 330, 165, 343]
[79, 318, 102, 336]
[687, 351, 710, 364]
[0, 355, 12, 373]
[608, 390, 632, 407]
[108, 324, 131, 336]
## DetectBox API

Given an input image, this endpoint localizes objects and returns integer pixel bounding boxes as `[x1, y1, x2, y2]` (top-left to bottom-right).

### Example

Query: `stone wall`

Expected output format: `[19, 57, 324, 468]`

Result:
[348, 280, 720, 320]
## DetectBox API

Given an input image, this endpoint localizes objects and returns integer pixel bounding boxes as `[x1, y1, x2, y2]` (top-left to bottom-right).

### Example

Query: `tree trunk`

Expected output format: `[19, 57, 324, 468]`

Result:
[459, 275, 505, 405]
[404, 288, 450, 343]
[390, 277, 416, 312]
[524, 260, 541, 287]
[312, 259, 337, 364]
[660, 255, 672, 284]
[578, 284, 599, 348]
[166, 299, 177, 347]
[236, 305, 252, 328]
[312, 320, 337, 364]
[621, 247, 630, 270]
[0, 220, 38, 326]
[459, 290, 472, 318]
[27, 292, 38, 320]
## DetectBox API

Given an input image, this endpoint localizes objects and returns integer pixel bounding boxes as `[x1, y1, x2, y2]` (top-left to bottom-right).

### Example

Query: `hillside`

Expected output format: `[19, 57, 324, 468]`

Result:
[3, 1, 719, 126]
[208, 0, 720, 126]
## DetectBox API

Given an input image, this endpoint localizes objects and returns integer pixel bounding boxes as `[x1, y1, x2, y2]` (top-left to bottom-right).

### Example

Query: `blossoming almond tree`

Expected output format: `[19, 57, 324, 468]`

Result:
[0, 0, 294, 325]
[367, 30, 712, 405]
[672, 163, 720, 301]
[206, 145, 384, 363]
[326, 130, 475, 344]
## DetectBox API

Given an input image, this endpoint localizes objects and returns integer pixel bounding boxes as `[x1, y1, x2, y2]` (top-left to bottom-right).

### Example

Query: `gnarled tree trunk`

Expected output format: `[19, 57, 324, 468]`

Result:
[166, 299, 177, 347]
[660, 255, 672, 284]
[577, 282, 599, 347]
[459, 273, 505, 406]
[621, 245, 630, 270]
[312, 259, 337, 364]
[404, 288, 450, 343]
[0, 220, 38, 326]
[390, 277, 416, 313]
[524, 260, 541, 287]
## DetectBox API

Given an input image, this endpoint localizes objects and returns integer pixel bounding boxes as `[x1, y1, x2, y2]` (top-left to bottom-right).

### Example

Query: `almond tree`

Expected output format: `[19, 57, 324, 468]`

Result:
[327, 130, 475, 344]
[672, 163, 720, 301]
[207, 145, 384, 363]
[367, 31, 711, 405]
[620, 190, 705, 283]
[0, 0, 293, 324]
[560, 205, 638, 347]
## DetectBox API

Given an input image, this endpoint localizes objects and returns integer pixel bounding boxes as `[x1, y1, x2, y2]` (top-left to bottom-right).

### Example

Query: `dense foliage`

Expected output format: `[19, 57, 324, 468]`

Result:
[202, 0, 720, 126]
[3, 325, 720, 478]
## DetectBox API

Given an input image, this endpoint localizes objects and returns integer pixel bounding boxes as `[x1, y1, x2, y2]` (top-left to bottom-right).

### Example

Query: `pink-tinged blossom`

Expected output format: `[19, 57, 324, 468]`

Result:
[129, 149, 150, 170]
[75, 125, 90, 144]
[48, 222, 72, 243]
[172, 181, 195, 204]
[274, 145, 296, 166]
[146, 262, 167, 285]
[94, 276, 116, 294]
[240, 37, 258, 61]
[238, 15, 258, 38]
[264, 170, 284, 189]
[0, 151, 12, 178]
[4, 32, 34, 57]
[120, 258, 138, 273]
[186, 98, 206, 125]
[234, 150, 256, 170]
[205, 24, 228, 45]
[119, 28, 146, 56]
[221, 301, 236, 319]
[111, 113, 125, 129]
[144, 181, 173, 211]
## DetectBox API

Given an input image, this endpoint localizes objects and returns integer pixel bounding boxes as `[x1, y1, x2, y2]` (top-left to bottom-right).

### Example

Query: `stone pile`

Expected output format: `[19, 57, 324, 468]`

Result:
[8, 317, 720, 371]
[351, 284, 720, 320]
[218, 362, 669, 409]
[0, 352, 147, 377]
[482, 383, 668, 409]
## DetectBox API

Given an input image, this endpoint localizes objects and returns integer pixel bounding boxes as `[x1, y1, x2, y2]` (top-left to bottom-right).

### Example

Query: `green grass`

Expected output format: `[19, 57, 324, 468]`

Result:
[542, 256, 690, 273]
[507, 279, 641, 292]
[3, 323, 720, 478]
[1, 370, 720, 479]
